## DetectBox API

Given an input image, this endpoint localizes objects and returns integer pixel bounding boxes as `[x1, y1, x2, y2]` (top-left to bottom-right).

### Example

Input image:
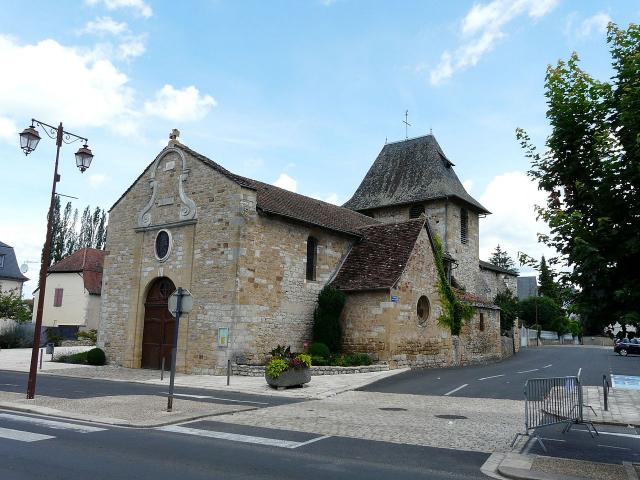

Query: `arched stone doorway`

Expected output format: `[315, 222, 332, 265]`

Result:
[141, 277, 176, 370]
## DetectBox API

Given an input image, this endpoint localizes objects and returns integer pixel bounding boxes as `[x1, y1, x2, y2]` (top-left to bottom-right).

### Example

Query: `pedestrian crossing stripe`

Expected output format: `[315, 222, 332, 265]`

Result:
[0, 426, 54, 443]
[0, 413, 106, 433]
[157, 425, 330, 449]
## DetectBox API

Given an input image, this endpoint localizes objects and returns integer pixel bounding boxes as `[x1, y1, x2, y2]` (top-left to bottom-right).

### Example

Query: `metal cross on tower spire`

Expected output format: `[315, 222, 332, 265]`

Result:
[403, 110, 411, 139]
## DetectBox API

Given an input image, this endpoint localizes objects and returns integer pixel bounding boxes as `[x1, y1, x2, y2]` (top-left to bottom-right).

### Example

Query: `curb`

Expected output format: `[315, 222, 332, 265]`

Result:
[497, 465, 584, 480]
[0, 401, 257, 428]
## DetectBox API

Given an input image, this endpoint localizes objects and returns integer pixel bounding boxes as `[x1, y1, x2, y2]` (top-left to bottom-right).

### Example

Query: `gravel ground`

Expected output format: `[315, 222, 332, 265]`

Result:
[214, 390, 525, 453]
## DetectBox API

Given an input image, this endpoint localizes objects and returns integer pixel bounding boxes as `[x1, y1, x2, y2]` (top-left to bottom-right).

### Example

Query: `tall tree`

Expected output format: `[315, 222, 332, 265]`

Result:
[488, 245, 518, 273]
[516, 23, 640, 334]
[538, 256, 561, 305]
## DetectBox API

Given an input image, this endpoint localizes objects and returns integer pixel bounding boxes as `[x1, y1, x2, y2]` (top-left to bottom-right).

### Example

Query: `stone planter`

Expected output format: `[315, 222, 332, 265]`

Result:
[265, 367, 311, 389]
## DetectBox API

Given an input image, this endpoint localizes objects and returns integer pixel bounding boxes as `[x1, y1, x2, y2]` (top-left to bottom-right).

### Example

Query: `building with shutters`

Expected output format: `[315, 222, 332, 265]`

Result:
[32, 248, 106, 335]
[99, 132, 517, 373]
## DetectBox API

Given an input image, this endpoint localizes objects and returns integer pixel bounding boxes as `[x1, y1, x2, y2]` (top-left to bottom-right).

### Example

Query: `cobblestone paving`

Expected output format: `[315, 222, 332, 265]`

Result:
[214, 391, 524, 453]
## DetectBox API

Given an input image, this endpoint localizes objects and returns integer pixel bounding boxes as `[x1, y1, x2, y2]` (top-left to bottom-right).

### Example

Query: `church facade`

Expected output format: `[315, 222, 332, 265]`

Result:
[98, 133, 516, 373]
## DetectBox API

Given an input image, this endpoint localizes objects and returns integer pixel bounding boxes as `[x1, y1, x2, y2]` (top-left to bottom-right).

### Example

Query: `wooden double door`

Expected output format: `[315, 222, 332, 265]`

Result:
[141, 277, 176, 370]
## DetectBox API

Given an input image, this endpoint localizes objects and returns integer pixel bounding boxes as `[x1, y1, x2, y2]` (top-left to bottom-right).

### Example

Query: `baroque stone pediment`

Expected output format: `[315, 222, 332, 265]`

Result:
[138, 147, 198, 228]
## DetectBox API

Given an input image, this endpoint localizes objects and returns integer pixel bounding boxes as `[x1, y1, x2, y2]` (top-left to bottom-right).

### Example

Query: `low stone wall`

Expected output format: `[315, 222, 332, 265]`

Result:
[501, 336, 514, 359]
[232, 363, 389, 377]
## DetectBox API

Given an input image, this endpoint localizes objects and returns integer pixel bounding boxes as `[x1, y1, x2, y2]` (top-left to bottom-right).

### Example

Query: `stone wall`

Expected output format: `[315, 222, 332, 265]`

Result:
[501, 335, 515, 359]
[367, 200, 481, 296]
[479, 267, 518, 300]
[232, 363, 388, 377]
[99, 145, 355, 374]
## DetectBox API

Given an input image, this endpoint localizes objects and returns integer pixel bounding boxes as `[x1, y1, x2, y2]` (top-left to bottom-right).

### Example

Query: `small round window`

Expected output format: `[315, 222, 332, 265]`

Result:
[417, 295, 430, 326]
[155, 230, 171, 261]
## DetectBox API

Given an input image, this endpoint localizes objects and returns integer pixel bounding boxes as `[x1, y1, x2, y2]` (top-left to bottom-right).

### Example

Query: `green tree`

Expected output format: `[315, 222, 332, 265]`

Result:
[494, 289, 519, 333]
[519, 296, 568, 333]
[538, 256, 561, 305]
[516, 23, 640, 335]
[0, 289, 32, 322]
[489, 245, 518, 273]
[312, 286, 346, 353]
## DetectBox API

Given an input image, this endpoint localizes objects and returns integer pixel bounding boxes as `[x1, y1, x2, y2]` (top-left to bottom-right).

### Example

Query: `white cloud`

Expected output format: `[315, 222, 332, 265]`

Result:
[82, 16, 128, 36]
[478, 171, 556, 270]
[323, 193, 339, 205]
[118, 35, 146, 60]
[565, 12, 611, 41]
[144, 85, 216, 122]
[273, 173, 297, 192]
[0, 116, 18, 143]
[0, 36, 134, 129]
[86, 0, 152, 18]
[462, 179, 473, 193]
[88, 174, 109, 187]
[430, 0, 559, 85]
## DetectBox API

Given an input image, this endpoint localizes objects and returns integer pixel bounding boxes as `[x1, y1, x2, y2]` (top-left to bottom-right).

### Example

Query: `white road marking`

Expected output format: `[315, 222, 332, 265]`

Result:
[516, 369, 539, 374]
[477, 374, 505, 381]
[290, 435, 331, 449]
[0, 413, 106, 433]
[540, 437, 566, 442]
[160, 392, 269, 405]
[0, 427, 54, 443]
[0, 383, 20, 386]
[444, 384, 468, 396]
[597, 444, 630, 450]
[542, 364, 552, 369]
[157, 425, 325, 449]
[576, 430, 640, 439]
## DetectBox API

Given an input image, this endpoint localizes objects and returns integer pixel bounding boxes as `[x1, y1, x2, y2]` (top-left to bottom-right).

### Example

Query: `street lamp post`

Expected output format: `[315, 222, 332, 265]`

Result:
[19, 119, 94, 399]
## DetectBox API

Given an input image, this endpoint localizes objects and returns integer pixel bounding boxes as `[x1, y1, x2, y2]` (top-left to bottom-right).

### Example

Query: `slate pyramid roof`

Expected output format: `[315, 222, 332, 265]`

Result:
[0, 240, 29, 282]
[343, 135, 490, 214]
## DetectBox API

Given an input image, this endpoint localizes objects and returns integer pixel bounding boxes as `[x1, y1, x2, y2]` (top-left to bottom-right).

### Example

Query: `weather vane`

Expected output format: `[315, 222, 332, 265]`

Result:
[403, 110, 411, 139]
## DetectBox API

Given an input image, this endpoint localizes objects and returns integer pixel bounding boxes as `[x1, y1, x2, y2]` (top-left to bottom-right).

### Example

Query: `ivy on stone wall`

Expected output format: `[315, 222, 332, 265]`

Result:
[433, 235, 474, 336]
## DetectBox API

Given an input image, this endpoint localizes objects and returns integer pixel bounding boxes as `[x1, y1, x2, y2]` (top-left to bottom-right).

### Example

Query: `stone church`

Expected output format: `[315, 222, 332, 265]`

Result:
[98, 132, 516, 373]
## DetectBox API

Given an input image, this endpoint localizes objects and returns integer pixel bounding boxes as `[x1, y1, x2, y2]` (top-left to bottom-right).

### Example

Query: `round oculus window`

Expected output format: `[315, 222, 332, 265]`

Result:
[155, 230, 171, 261]
[417, 295, 430, 326]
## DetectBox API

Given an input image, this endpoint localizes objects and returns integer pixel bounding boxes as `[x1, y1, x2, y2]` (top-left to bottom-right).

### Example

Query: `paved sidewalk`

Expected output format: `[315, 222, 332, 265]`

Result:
[0, 346, 93, 372]
[583, 386, 640, 426]
[34, 364, 408, 399]
[491, 452, 635, 480]
[0, 390, 254, 427]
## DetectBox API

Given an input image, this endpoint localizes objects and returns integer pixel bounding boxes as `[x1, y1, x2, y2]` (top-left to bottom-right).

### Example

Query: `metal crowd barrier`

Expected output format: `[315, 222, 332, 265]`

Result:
[512, 374, 598, 452]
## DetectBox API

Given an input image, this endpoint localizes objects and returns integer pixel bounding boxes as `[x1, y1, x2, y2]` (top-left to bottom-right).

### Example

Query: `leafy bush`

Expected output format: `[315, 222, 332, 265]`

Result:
[296, 353, 312, 368]
[86, 347, 106, 365]
[0, 324, 32, 348]
[312, 286, 346, 353]
[45, 327, 63, 346]
[494, 289, 519, 333]
[308, 342, 330, 359]
[266, 358, 289, 379]
[311, 355, 328, 366]
[76, 329, 98, 344]
[55, 351, 89, 364]
[346, 353, 372, 366]
[0, 289, 32, 322]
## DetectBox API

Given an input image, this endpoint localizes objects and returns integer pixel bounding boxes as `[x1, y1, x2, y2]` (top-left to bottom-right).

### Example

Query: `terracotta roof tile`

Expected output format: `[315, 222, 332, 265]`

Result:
[331, 218, 426, 291]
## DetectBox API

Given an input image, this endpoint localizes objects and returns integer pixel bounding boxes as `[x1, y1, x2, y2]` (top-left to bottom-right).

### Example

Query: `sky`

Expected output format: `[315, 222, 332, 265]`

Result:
[0, 0, 638, 297]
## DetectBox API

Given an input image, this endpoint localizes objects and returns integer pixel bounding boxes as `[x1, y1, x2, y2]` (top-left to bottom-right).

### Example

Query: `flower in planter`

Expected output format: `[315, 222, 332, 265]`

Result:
[265, 345, 312, 379]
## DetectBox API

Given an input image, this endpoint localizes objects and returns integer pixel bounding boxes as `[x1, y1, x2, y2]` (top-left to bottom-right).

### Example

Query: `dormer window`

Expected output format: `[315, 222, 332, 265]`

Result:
[460, 208, 468, 244]
[409, 204, 425, 219]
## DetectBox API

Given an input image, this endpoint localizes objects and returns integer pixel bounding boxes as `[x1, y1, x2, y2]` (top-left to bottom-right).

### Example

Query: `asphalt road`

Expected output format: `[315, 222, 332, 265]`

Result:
[0, 370, 299, 408]
[0, 410, 489, 480]
[360, 346, 640, 399]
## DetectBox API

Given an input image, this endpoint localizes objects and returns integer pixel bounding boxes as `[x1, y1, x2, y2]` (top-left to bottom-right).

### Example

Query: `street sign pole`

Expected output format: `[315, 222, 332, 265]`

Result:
[167, 287, 183, 412]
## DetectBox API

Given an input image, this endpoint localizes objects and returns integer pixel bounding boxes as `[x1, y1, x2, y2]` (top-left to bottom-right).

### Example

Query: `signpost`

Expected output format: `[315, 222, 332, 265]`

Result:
[166, 287, 193, 412]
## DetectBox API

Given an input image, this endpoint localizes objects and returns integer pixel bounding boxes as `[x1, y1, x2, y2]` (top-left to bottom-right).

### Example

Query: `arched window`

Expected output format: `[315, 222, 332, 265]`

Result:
[460, 208, 468, 244]
[409, 204, 425, 219]
[306, 237, 317, 281]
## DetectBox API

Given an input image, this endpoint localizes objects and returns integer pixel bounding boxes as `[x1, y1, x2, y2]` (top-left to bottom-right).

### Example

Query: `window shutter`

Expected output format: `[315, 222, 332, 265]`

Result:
[53, 288, 64, 307]
[460, 208, 469, 244]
